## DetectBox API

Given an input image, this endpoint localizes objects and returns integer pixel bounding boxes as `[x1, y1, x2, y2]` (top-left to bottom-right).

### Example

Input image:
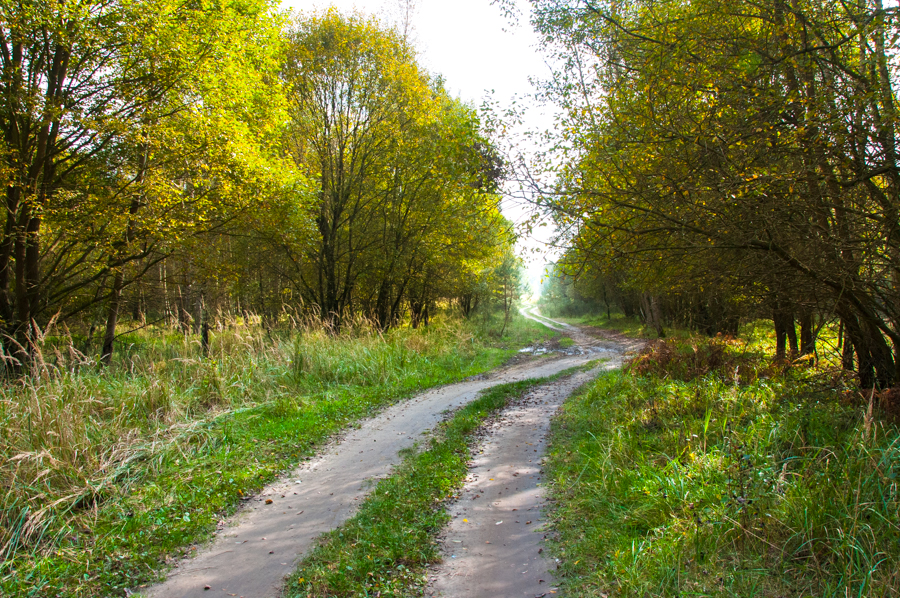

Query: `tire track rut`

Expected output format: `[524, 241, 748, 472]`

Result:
[142, 324, 625, 598]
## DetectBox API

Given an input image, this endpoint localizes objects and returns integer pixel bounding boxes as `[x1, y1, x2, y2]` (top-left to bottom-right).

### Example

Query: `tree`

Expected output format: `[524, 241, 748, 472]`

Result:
[527, 0, 900, 386]
[283, 10, 429, 326]
[279, 9, 507, 329]
[0, 0, 289, 362]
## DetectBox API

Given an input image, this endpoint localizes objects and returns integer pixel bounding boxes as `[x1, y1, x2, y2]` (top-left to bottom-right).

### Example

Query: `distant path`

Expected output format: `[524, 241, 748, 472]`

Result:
[522, 307, 646, 354]
[519, 307, 570, 333]
[141, 320, 626, 598]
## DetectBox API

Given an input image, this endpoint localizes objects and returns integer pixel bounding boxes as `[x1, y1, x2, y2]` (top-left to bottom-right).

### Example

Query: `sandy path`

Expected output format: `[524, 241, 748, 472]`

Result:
[141, 331, 621, 598]
[425, 311, 640, 597]
[425, 364, 616, 598]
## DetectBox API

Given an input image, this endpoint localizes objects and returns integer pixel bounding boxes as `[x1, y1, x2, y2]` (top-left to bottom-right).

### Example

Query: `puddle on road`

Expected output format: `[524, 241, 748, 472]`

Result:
[518, 346, 550, 355]
[518, 345, 617, 357]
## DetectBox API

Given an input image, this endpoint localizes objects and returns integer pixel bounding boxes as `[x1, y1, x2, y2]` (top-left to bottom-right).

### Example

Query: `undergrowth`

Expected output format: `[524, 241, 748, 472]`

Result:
[0, 310, 553, 597]
[627, 336, 773, 383]
[546, 335, 900, 597]
[283, 375, 567, 598]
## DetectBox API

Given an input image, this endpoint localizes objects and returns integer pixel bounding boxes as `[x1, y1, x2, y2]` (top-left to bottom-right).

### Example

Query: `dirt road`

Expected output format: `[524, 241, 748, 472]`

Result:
[425, 364, 606, 598]
[142, 313, 630, 598]
[425, 311, 641, 597]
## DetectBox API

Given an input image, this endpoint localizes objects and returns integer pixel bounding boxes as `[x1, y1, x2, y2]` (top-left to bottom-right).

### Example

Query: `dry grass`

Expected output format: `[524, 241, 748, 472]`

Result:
[0, 312, 510, 595]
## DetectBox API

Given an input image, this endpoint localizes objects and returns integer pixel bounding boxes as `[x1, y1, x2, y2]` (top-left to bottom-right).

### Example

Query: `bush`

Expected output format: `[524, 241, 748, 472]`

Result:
[627, 335, 771, 383]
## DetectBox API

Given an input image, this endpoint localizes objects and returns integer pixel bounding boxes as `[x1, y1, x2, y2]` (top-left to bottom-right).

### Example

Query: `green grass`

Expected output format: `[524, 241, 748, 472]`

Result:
[282, 373, 578, 598]
[0, 308, 554, 597]
[545, 336, 900, 597]
[481, 305, 561, 347]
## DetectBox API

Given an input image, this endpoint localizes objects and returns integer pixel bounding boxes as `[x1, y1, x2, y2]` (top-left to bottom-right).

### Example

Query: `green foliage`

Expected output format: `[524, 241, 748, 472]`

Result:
[277, 9, 509, 328]
[0, 0, 293, 346]
[546, 339, 900, 597]
[529, 0, 900, 383]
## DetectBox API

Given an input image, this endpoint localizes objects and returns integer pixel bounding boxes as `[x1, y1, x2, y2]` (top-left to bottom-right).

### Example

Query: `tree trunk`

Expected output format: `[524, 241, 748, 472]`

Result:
[199, 290, 209, 357]
[602, 288, 611, 320]
[840, 320, 854, 372]
[100, 269, 125, 366]
[773, 304, 797, 360]
[798, 309, 815, 356]
[374, 279, 392, 330]
[839, 303, 895, 388]
[774, 307, 787, 361]
[786, 316, 798, 357]
[410, 300, 424, 329]
[641, 294, 665, 338]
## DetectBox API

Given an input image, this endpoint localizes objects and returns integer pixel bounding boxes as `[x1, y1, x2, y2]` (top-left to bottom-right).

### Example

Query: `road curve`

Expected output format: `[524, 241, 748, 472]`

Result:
[141, 323, 625, 598]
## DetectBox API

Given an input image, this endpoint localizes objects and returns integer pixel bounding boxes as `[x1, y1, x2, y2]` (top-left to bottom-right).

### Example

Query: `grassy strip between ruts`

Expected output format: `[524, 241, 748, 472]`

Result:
[545, 336, 900, 597]
[282, 369, 585, 598]
[1, 313, 558, 597]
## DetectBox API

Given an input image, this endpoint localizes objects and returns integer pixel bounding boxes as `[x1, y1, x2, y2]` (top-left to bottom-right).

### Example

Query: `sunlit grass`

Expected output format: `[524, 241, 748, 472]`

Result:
[546, 333, 900, 597]
[550, 312, 653, 338]
[0, 308, 551, 596]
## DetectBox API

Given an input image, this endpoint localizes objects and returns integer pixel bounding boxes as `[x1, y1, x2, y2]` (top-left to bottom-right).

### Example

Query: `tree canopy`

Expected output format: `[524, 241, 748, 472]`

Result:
[526, 0, 900, 387]
[0, 4, 516, 364]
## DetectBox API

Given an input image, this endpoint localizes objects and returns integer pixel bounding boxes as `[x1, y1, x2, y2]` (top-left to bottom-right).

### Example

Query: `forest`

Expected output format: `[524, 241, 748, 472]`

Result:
[0, 2, 514, 367]
[3, 0, 900, 596]
[530, 0, 900, 389]
[0, 3, 536, 595]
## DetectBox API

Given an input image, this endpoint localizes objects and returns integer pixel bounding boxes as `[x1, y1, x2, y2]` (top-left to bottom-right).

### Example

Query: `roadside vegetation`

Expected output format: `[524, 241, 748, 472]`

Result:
[0, 310, 553, 597]
[546, 328, 900, 597]
[283, 373, 578, 598]
[526, 0, 900, 389]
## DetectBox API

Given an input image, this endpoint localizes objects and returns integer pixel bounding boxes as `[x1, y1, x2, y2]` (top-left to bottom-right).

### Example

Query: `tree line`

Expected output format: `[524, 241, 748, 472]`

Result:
[524, 0, 900, 388]
[1, 2, 514, 366]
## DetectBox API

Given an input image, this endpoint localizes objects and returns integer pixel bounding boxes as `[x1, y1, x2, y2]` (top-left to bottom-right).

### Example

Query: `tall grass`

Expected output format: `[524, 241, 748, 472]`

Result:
[546, 335, 900, 597]
[0, 311, 537, 596]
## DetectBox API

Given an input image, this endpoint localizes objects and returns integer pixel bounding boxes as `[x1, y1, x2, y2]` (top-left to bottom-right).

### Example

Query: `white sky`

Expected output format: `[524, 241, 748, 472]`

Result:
[278, 0, 559, 298]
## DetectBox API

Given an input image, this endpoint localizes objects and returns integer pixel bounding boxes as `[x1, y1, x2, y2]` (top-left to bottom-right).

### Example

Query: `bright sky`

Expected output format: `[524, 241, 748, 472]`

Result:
[278, 0, 559, 298]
